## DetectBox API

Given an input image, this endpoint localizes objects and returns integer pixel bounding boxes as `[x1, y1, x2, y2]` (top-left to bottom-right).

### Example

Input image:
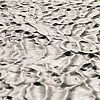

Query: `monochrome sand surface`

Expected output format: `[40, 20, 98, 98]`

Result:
[0, 0, 100, 100]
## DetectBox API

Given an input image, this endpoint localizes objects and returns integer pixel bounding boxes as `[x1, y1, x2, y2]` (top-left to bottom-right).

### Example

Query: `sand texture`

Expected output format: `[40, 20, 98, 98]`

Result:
[0, 0, 100, 100]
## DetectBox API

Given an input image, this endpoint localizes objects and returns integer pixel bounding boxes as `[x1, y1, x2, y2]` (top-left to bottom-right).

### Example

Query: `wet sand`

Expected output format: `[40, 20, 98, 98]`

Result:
[0, 0, 100, 100]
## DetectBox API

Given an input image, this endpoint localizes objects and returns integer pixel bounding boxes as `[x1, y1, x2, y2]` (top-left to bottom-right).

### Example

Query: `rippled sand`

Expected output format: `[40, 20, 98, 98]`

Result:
[0, 0, 100, 100]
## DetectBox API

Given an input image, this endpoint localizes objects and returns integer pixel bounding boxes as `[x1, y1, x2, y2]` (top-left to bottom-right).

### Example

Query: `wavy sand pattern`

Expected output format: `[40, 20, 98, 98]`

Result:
[0, 0, 100, 100]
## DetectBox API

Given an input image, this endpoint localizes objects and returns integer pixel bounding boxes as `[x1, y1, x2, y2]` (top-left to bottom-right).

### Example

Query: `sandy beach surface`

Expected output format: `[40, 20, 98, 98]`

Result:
[0, 0, 100, 100]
